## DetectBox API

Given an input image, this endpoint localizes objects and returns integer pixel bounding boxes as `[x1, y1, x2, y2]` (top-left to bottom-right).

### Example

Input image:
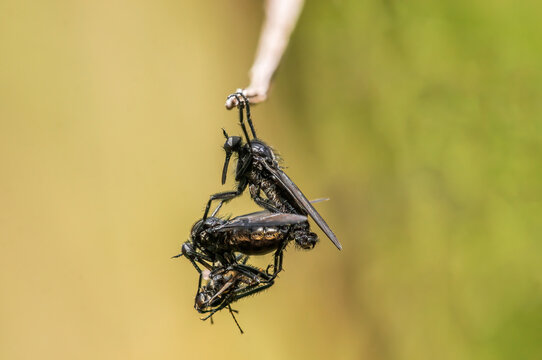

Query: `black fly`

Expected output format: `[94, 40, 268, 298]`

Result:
[175, 206, 318, 280]
[204, 92, 342, 250]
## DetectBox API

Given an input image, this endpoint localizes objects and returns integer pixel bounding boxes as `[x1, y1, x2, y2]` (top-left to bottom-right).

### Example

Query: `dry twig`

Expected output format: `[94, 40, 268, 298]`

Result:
[225, 0, 304, 109]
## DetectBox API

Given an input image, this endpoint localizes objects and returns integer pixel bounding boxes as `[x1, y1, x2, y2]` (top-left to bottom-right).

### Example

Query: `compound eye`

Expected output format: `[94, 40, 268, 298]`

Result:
[190, 220, 204, 238]
[195, 292, 211, 311]
[223, 136, 241, 151]
[181, 243, 193, 257]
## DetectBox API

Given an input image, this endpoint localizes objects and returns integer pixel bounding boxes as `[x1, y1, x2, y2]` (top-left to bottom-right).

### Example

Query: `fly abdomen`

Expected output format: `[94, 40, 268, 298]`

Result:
[264, 227, 279, 240]
[250, 228, 264, 241]
[229, 226, 285, 255]
[260, 179, 297, 214]
[249, 227, 283, 241]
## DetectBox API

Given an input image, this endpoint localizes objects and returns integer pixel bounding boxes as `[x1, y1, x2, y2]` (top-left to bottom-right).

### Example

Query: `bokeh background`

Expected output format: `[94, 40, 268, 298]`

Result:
[1, 0, 541, 359]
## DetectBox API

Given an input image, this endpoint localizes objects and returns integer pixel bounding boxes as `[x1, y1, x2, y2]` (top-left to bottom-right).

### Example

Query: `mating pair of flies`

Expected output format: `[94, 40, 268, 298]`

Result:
[174, 92, 342, 333]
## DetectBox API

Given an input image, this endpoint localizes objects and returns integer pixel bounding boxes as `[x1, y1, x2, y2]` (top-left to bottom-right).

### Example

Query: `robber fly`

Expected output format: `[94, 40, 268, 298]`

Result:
[203, 92, 342, 250]
[195, 262, 274, 334]
[175, 206, 318, 279]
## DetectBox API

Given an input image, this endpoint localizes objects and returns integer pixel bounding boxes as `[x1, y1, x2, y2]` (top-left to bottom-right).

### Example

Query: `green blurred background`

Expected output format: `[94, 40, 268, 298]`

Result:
[1, 0, 541, 359]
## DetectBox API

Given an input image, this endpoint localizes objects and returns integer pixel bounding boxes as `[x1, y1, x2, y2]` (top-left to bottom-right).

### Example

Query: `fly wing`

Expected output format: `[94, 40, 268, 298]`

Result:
[260, 159, 342, 250]
[213, 212, 308, 232]
[233, 198, 329, 219]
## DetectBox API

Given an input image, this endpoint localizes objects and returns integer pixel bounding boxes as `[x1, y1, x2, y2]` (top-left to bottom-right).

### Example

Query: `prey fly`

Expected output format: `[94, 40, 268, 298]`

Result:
[195, 261, 274, 334]
[174, 205, 318, 279]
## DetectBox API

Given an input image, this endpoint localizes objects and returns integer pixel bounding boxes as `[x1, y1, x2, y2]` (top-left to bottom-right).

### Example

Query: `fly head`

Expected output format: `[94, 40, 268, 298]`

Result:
[222, 129, 243, 184]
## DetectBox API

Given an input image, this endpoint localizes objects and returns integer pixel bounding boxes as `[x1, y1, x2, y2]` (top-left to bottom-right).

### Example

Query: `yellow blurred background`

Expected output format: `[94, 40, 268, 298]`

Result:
[1, 0, 541, 359]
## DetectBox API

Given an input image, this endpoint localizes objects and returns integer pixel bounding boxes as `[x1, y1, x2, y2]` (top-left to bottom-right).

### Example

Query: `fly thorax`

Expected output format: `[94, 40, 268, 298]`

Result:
[253, 161, 264, 172]
[250, 140, 274, 159]
[199, 231, 210, 243]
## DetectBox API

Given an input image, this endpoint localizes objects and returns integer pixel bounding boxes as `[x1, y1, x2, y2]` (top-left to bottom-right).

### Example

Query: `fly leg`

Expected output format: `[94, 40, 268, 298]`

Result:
[228, 263, 273, 284]
[227, 92, 256, 141]
[235, 254, 250, 265]
[203, 180, 248, 219]
[266, 240, 288, 279]
[177, 245, 216, 304]
[236, 92, 256, 140]
[227, 92, 251, 143]
[228, 305, 244, 334]
[203, 191, 240, 220]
